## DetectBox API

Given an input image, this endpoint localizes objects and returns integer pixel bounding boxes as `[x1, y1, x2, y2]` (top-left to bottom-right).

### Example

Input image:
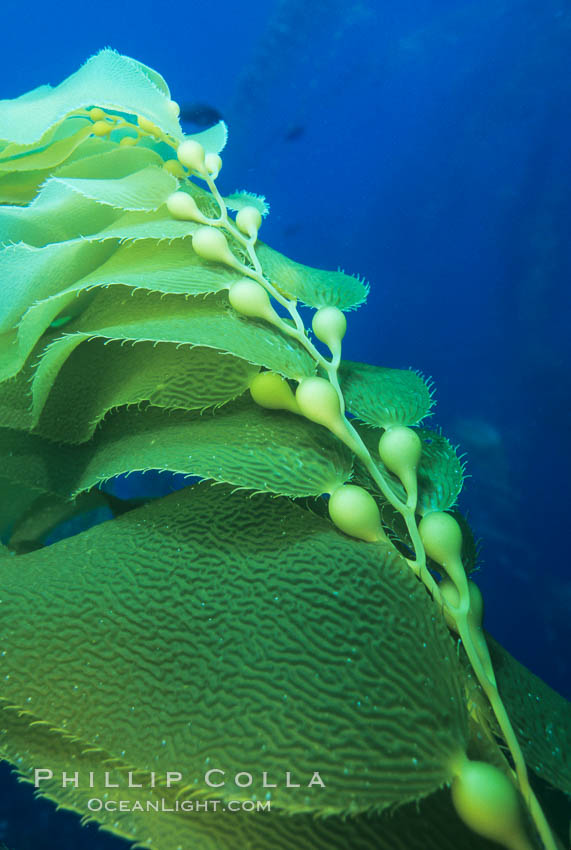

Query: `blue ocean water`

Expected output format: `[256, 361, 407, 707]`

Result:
[0, 1, 569, 847]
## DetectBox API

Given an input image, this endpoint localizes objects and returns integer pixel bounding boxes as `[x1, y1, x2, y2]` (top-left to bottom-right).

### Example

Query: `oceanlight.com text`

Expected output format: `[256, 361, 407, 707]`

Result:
[87, 797, 271, 813]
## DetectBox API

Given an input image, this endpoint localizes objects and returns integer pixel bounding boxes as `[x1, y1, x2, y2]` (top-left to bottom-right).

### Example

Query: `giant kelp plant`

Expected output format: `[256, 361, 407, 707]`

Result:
[0, 51, 568, 850]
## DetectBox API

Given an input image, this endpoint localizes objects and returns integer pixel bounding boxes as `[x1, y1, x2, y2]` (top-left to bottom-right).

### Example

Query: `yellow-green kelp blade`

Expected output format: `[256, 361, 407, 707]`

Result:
[0, 145, 161, 242]
[54, 164, 178, 210]
[14, 288, 313, 433]
[0, 49, 183, 146]
[41, 339, 259, 442]
[0, 240, 116, 337]
[25, 287, 315, 401]
[0, 398, 353, 498]
[0, 120, 93, 174]
[0, 486, 468, 819]
[73, 237, 242, 293]
[0, 339, 260, 443]
[0, 704, 517, 850]
[3, 484, 563, 849]
[0, 236, 248, 383]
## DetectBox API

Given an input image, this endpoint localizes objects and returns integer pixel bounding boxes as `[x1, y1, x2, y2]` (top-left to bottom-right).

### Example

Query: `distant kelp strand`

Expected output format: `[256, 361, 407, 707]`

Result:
[0, 50, 566, 850]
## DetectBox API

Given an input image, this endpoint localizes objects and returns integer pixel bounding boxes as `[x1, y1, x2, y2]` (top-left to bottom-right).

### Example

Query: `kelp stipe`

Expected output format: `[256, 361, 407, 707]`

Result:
[0, 51, 568, 850]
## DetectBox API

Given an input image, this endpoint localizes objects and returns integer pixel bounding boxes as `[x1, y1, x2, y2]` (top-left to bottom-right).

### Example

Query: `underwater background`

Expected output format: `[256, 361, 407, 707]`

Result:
[0, 0, 569, 847]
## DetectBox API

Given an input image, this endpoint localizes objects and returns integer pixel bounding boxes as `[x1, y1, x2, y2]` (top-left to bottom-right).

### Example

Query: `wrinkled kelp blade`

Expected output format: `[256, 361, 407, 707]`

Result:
[339, 360, 433, 427]
[0, 705, 506, 850]
[32, 287, 315, 384]
[257, 242, 368, 310]
[0, 483, 468, 819]
[0, 237, 246, 382]
[32, 339, 259, 443]
[0, 399, 353, 498]
[352, 422, 465, 514]
[73, 237, 242, 293]
[485, 636, 571, 796]
[416, 428, 465, 513]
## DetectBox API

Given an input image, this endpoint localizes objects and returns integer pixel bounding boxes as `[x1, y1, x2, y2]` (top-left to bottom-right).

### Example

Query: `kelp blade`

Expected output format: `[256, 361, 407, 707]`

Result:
[0, 485, 468, 828]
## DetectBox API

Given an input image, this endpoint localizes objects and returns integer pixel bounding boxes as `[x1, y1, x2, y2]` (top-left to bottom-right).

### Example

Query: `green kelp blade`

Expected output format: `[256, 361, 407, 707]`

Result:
[54, 142, 164, 179]
[0, 358, 34, 431]
[0, 167, 57, 205]
[257, 242, 368, 310]
[224, 189, 270, 216]
[74, 403, 352, 497]
[73, 237, 242, 293]
[357, 423, 465, 516]
[29, 289, 315, 407]
[5, 132, 118, 171]
[187, 119, 228, 155]
[0, 134, 122, 204]
[93, 205, 204, 242]
[54, 165, 178, 211]
[1, 188, 202, 247]
[0, 706, 516, 850]
[0, 122, 93, 172]
[0, 180, 124, 246]
[339, 360, 433, 427]
[485, 635, 571, 796]
[0, 475, 44, 542]
[352, 422, 465, 513]
[0, 240, 116, 336]
[416, 428, 465, 514]
[32, 338, 260, 443]
[0, 237, 246, 382]
[0, 399, 352, 498]
[6, 489, 112, 553]
[0, 483, 468, 818]
[0, 146, 166, 246]
[0, 49, 183, 146]
[0, 113, 99, 180]
[0, 116, 104, 203]
[0, 119, 62, 160]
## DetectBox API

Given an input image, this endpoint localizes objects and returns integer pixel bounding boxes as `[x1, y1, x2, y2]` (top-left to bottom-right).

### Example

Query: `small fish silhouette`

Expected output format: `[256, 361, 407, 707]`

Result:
[283, 123, 305, 142]
[179, 103, 224, 128]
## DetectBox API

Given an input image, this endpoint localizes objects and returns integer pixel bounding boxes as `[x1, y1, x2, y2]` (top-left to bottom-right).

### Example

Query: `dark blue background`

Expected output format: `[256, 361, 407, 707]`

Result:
[0, 1, 569, 847]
